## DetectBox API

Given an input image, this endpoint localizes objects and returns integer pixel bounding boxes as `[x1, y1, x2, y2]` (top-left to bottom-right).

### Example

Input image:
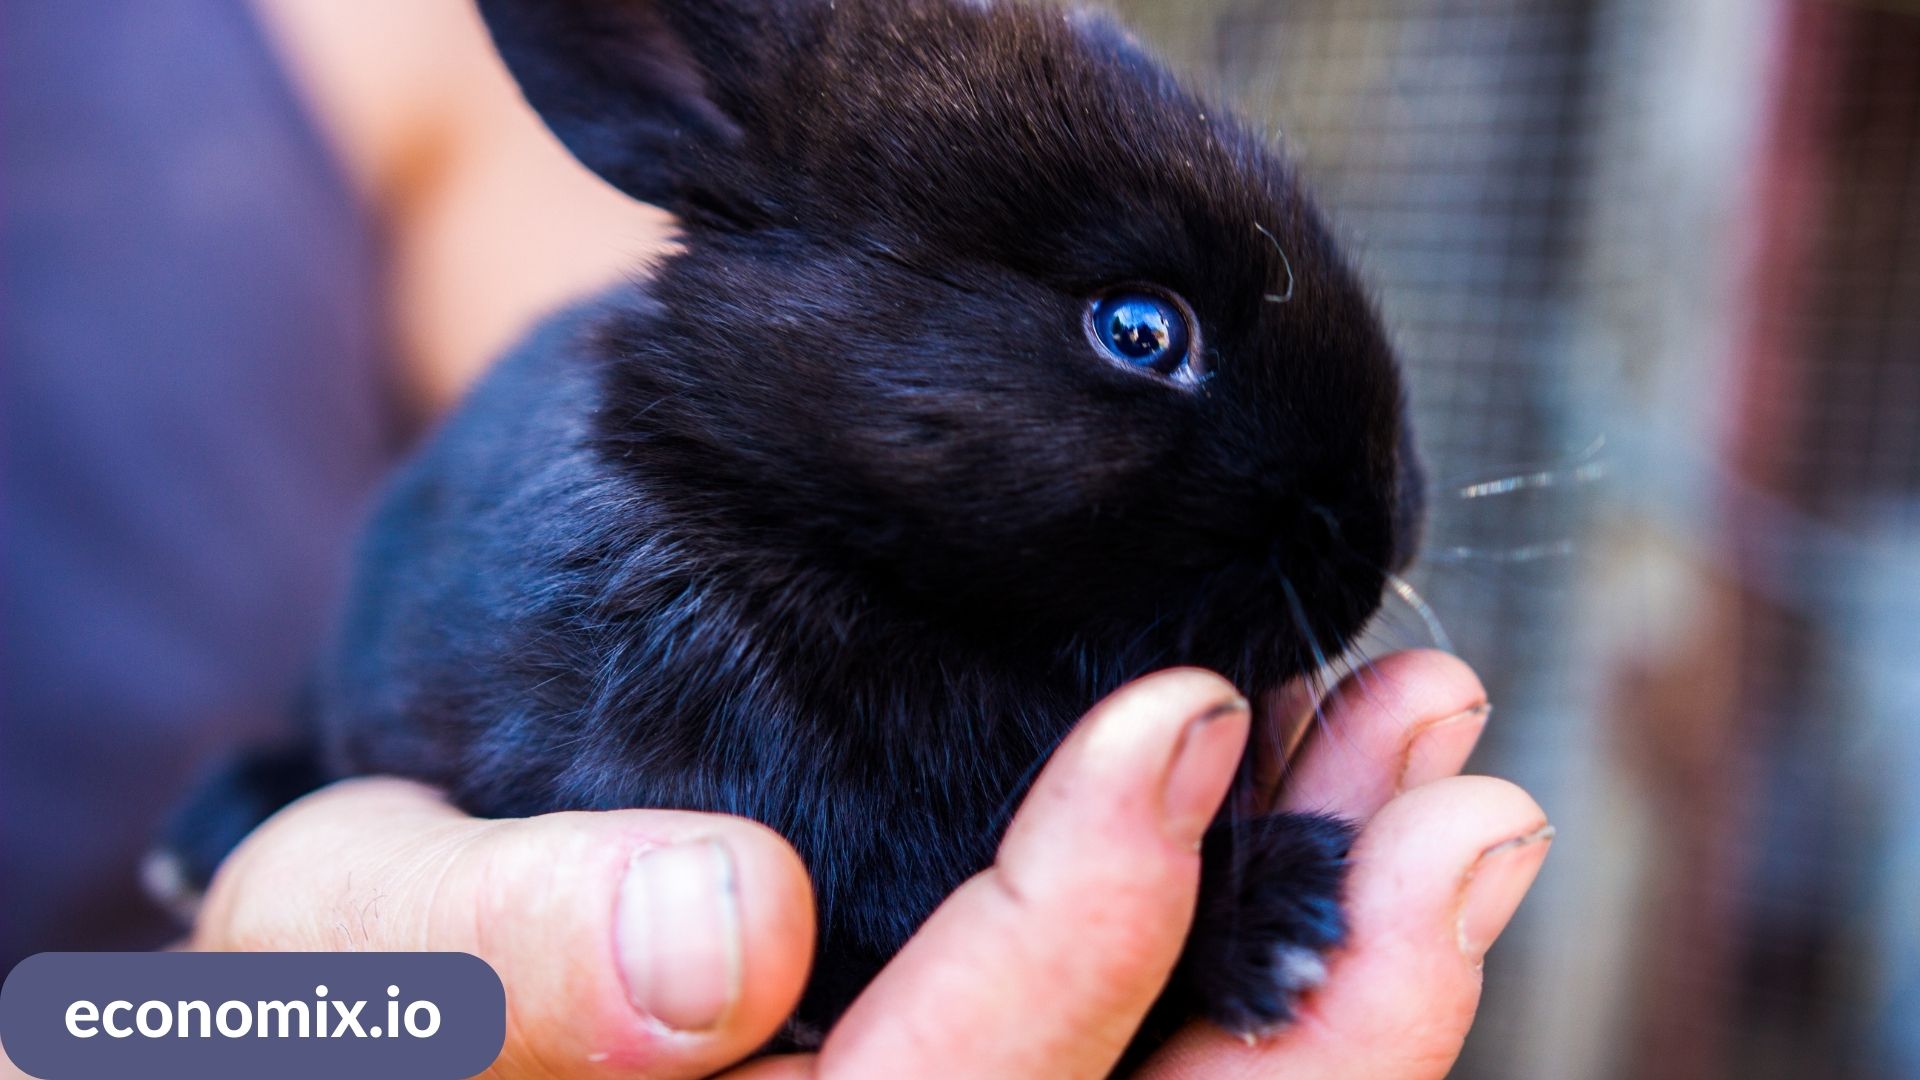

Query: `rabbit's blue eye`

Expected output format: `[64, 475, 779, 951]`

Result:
[1089, 290, 1195, 379]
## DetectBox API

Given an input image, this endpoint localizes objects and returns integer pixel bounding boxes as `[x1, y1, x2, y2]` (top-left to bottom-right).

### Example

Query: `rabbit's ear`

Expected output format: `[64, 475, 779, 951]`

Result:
[476, 0, 791, 209]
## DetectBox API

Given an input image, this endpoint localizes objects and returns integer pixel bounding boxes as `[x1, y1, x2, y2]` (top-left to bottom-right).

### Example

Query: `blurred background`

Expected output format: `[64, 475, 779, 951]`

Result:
[5, 1, 1917, 1077]
[1108, 0, 1919, 1076]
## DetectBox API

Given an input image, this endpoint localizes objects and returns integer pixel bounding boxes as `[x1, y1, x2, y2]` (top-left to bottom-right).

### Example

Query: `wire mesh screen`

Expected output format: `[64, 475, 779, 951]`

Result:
[1105, 0, 1920, 1077]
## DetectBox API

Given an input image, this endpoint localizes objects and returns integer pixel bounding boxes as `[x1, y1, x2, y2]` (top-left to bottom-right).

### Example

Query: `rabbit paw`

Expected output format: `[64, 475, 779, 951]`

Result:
[1177, 812, 1356, 1036]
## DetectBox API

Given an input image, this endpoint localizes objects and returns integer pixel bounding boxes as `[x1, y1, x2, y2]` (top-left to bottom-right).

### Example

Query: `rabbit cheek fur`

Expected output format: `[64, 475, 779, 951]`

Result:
[328, 0, 1421, 1057]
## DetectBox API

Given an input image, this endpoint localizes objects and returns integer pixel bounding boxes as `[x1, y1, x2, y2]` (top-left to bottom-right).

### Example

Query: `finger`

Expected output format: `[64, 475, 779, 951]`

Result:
[1140, 776, 1552, 1080]
[816, 669, 1251, 1080]
[1278, 650, 1489, 819]
[195, 778, 815, 1080]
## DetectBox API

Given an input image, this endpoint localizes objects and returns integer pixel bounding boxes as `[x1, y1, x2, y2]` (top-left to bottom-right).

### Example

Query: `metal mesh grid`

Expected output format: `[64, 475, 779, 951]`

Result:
[1107, 1, 1920, 1077]
[1112, 0, 1606, 748]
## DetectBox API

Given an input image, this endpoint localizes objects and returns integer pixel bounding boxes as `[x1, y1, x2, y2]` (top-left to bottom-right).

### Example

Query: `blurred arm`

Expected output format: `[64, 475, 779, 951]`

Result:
[252, 0, 673, 414]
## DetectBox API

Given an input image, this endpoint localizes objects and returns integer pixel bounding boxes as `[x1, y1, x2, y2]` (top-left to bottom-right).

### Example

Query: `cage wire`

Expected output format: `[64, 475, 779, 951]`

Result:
[1104, 0, 1920, 1077]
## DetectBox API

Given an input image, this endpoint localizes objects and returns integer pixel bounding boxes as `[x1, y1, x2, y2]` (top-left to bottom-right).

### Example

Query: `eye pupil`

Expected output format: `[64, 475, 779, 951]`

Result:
[1108, 307, 1170, 358]
[1091, 291, 1192, 377]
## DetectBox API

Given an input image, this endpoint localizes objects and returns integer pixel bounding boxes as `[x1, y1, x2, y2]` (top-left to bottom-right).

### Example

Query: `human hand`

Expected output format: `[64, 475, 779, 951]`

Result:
[737, 649, 1549, 1079]
[188, 779, 815, 1077]
[1132, 652, 1551, 1080]
[184, 649, 1546, 1079]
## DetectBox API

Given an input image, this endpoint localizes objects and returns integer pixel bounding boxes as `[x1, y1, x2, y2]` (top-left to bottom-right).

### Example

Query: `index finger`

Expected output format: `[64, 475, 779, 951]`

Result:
[812, 669, 1252, 1080]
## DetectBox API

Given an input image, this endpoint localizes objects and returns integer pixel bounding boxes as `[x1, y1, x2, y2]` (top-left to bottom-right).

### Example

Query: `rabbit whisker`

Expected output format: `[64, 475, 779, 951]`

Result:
[1385, 573, 1454, 654]
[1447, 435, 1609, 500]
[1424, 539, 1579, 565]
[1281, 575, 1351, 759]
[1253, 222, 1296, 304]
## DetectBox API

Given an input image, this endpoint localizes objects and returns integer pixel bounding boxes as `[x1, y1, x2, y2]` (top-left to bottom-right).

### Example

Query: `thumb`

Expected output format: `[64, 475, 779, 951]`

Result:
[194, 778, 814, 1080]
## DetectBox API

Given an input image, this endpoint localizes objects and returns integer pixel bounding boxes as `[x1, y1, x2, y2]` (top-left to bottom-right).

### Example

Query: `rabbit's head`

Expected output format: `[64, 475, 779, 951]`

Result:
[481, 0, 1421, 690]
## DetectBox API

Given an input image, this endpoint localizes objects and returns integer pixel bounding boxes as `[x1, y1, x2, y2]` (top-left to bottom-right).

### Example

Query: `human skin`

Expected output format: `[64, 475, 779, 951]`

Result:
[171, 650, 1549, 1080]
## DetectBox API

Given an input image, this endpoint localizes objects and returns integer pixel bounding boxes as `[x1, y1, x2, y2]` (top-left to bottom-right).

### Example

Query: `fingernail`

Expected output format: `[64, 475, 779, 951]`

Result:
[1162, 696, 1252, 848]
[1455, 823, 1554, 963]
[616, 839, 742, 1032]
[1399, 703, 1492, 792]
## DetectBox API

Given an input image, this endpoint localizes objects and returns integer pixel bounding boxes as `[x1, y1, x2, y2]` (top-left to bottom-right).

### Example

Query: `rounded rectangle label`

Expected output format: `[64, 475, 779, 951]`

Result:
[2, 952, 504, 1079]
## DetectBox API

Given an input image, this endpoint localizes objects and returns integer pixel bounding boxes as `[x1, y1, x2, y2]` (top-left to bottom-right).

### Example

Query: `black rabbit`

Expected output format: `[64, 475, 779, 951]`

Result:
[166, 0, 1424, 1061]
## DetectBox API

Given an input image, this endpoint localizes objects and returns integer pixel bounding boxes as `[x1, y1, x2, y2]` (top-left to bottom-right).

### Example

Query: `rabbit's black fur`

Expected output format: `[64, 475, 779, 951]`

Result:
[170, 0, 1424, 1060]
